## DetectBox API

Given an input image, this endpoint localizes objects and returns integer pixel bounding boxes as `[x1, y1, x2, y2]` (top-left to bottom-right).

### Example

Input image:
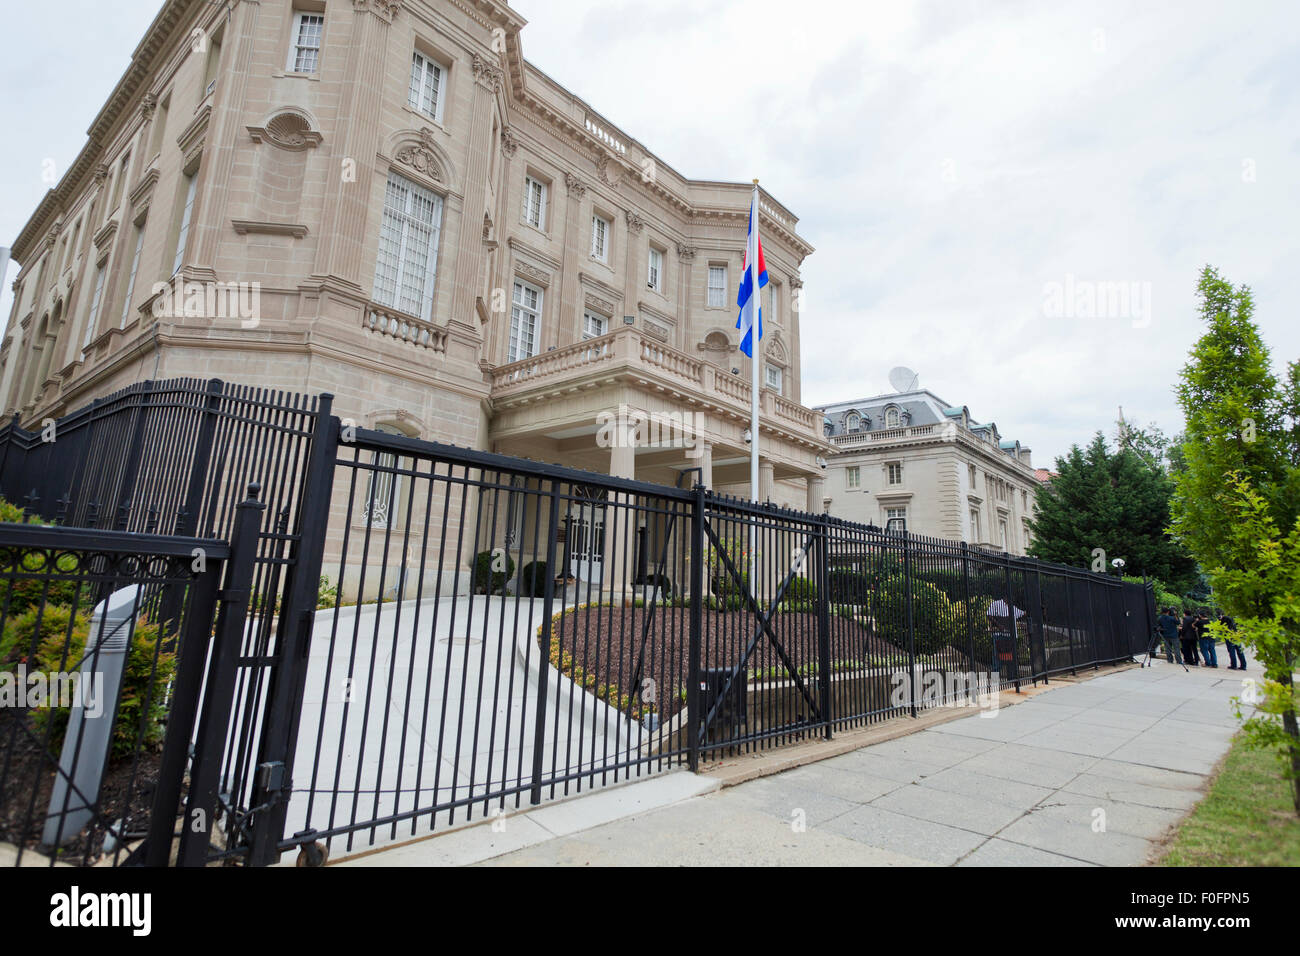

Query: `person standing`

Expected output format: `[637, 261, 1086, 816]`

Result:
[1197, 610, 1218, 667]
[1158, 607, 1183, 664]
[1180, 608, 1200, 665]
[1220, 612, 1247, 670]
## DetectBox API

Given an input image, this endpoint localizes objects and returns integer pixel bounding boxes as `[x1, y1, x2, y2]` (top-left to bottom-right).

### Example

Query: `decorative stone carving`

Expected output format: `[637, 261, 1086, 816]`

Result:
[624, 210, 644, 234]
[354, 0, 402, 23]
[140, 93, 158, 122]
[595, 152, 622, 187]
[500, 126, 518, 158]
[676, 243, 697, 261]
[483, 214, 493, 240]
[472, 53, 504, 91]
[789, 275, 804, 289]
[395, 128, 445, 181]
[585, 292, 616, 315]
[92, 163, 110, 186]
[700, 330, 732, 353]
[247, 112, 323, 151]
[564, 173, 587, 198]
[642, 317, 670, 341]
[516, 262, 550, 286]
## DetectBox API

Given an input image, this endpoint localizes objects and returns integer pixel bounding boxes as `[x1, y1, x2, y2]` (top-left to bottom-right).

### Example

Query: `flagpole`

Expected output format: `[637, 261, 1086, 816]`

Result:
[749, 179, 761, 505]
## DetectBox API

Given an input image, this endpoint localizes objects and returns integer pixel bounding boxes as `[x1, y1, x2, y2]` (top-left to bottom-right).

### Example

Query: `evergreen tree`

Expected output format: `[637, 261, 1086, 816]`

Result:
[1028, 432, 1198, 593]
[1171, 265, 1300, 814]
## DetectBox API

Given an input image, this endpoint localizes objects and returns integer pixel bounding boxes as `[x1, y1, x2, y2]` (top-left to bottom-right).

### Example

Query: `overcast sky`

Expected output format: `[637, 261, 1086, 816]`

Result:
[2, 0, 1296, 465]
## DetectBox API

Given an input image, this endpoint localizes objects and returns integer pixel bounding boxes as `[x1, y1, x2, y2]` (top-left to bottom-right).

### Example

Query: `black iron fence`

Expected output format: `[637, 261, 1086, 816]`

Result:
[0, 381, 1156, 865]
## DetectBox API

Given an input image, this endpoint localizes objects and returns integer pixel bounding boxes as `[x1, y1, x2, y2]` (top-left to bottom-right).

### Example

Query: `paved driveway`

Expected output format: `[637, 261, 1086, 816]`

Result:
[476, 659, 1258, 866]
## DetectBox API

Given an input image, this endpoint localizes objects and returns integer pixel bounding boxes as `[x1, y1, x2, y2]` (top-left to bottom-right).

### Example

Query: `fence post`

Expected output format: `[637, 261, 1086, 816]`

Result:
[245, 395, 337, 866]
[1003, 555, 1020, 693]
[687, 483, 704, 771]
[903, 529, 917, 717]
[1086, 577, 1100, 670]
[180, 378, 225, 536]
[961, 542, 975, 678]
[176, 485, 265, 867]
[530, 483, 564, 801]
[1030, 562, 1046, 684]
[145, 542, 226, 866]
[816, 513, 832, 740]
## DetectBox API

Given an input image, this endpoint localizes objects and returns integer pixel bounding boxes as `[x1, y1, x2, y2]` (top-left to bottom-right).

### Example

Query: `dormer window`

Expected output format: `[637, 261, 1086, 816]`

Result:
[885, 406, 901, 428]
[845, 411, 861, 432]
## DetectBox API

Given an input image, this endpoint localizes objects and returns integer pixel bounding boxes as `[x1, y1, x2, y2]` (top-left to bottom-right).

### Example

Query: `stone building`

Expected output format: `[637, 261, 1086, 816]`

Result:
[815, 389, 1039, 555]
[0, 0, 831, 538]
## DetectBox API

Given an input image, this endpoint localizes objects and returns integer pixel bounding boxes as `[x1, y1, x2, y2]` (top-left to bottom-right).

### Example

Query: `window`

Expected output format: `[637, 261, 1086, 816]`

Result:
[887, 462, 903, 485]
[373, 171, 444, 321]
[523, 176, 547, 229]
[707, 265, 727, 307]
[287, 12, 324, 73]
[363, 424, 406, 529]
[886, 507, 907, 532]
[1022, 519, 1031, 546]
[582, 311, 607, 340]
[590, 214, 609, 262]
[968, 464, 977, 488]
[970, 508, 981, 542]
[765, 364, 783, 394]
[846, 466, 860, 490]
[769, 283, 779, 326]
[408, 51, 445, 122]
[119, 225, 144, 328]
[110, 152, 131, 215]
[845, 411, 860, 432]
[80, 262, 107, 356]
[172, 173, 198, 275]
[647, 247, 663, 292]
[885, 406, 901, 428]
[509, 280, 542, 362]
[1022, 490, 1028, 508]
[999, 519, 1009, 550]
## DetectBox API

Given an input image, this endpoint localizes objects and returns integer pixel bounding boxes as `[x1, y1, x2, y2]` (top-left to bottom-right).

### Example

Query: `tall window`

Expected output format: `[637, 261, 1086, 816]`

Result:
[970, 508, 981, 542]
[846, 466, 860, 490]
[765, 364, 783, 394]
[509, 280, 542, 362]
[80, 262, 107, 356]
[373, 171, 444, 321]
[523, 176, 547, 229]
[172, 173, 198, 275]
[845, 411, 861, 432]
[582, 311, 607, 340]
[968, 464, 977, 488]
[287, 12, 324, 73]
[363, 424, 406, 529]
[590, 214, 609, 262]
[119, 225, 144, 328]
[647, 247, 663, 291]
[707, 265, 727, 307]
[887, 462, 903, 485]
[886, 507, 907, 532]
[1000, 519, 1008, 550]
[408, 51, 445, 122]
[769, 283, 779, 326]
[110, 152, 131, 217]
[885, 406, 901, 428]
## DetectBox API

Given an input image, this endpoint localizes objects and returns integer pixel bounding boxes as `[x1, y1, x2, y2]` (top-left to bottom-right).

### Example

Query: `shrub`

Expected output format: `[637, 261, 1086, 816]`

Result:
[519, 561, 549, 597]
[317, 575, 339, 609]
[2, 604, 176, 758]
[471, 550, 514, 595]
[828, 567, 868, 605]
[873, 575, 962, 656]
[784, 575, 817, 603]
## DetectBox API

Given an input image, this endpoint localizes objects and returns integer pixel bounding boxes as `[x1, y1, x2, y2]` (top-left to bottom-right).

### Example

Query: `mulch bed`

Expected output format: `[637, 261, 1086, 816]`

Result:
[545, 605, 907, 722]
[0, 709, 164, 865]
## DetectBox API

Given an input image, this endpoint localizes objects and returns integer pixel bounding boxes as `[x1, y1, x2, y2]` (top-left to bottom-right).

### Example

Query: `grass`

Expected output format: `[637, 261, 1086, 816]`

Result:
[1158, 734, 1300, 866]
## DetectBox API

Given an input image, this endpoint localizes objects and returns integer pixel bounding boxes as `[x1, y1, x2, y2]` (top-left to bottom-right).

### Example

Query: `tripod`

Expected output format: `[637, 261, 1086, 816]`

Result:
[1144, 627, 1189, 672]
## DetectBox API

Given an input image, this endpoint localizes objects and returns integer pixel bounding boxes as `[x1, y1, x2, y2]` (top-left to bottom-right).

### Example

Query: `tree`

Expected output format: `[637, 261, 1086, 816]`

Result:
[1171, 265, 1300, 814]
[1028, 432, 1199, 593]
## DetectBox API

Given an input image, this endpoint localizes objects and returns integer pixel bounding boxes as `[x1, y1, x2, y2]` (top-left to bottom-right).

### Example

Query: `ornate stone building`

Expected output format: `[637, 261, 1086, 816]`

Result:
[0, 0, 830, 522]
[816, 389, 1039, 555]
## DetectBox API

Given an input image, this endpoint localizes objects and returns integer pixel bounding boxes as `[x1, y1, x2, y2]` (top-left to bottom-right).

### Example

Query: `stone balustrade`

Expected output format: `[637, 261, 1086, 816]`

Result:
[363, 302, 447, 353]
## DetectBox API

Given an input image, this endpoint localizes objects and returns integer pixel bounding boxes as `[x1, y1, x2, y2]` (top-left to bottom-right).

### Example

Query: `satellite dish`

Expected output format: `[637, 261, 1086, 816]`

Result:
[888, 366, 920, 393]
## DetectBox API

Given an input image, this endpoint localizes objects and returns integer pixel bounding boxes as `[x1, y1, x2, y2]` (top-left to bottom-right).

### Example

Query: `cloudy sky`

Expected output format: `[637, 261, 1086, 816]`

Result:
[2, 0, 1296, 465]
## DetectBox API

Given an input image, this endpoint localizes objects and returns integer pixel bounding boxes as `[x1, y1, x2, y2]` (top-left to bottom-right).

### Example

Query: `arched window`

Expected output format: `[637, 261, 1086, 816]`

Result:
[885, 406, 900, 428]
[845, 411, 861, 432]
[362, 423, 409, 528]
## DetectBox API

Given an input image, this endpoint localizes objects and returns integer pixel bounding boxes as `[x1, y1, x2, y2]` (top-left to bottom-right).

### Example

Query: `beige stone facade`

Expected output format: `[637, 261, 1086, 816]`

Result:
[815, 390, 1039, 555]
[0, 0, 830, 522]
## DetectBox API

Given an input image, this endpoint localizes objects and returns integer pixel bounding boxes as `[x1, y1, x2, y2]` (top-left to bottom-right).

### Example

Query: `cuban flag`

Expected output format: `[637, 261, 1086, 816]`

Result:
[735, 187, 768, 358]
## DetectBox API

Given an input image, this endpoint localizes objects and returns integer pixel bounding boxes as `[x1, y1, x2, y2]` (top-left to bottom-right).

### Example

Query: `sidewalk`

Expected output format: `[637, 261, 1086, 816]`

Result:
[343, 654, 1258, 867]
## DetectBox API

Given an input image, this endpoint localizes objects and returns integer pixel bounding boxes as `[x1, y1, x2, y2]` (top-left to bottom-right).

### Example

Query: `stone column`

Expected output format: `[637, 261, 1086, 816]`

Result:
[558, 174, 587, 349]
[806, 474, 825, 513]
[606, 419, 636, 600]
[697, 440, 713, 490]
[759, 459, 775, 504]
[310, 0, 402, 290]
[675, 244, 696, 353]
